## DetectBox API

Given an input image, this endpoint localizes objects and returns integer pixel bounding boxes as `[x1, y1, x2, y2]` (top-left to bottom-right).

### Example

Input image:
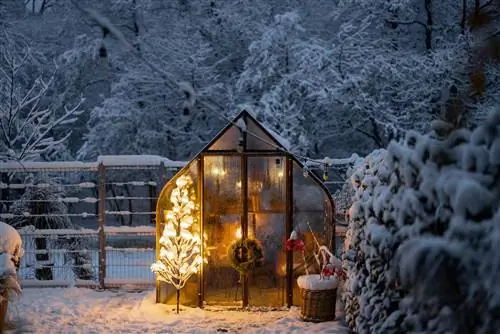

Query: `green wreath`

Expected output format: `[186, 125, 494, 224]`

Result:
[228, 238, 264, 275]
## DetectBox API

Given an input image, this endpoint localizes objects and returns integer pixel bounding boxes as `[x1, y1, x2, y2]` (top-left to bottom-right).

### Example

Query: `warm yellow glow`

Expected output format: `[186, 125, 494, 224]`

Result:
[211, 167, 226, 176]
[277, 171, 284, 178]
[235, 227, 242, 238]
[236, 181, 242, 188]
[152, 175, 203, 291]
[164, 210, 175, 221]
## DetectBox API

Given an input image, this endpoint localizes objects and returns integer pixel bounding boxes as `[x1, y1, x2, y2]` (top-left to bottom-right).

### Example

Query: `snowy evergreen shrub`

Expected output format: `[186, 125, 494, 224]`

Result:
[10, 180, 93, 281]
[344, 110, 500, 333]
[341, 149, 393, 331]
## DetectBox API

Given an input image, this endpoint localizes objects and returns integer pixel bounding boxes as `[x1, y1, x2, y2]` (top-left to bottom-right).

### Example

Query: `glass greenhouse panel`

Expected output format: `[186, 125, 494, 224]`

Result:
[207, 125, 241, 151]
[203, 155, 242, 305]
[156, 161, 199, 306]
[291, 161, 334, 306]
[246, 118, 279, 151]
[246, 156, 286, 306]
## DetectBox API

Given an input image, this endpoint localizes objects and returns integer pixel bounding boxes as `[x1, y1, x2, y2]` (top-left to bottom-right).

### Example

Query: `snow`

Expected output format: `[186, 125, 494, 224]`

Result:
[261, 124, 292, 150]
[307, 154, 363, 167]
[17, 225, 155, 236]
[0, 253, 17, 278]
[297, 275, 338, 291]
[0, 160, 95, 172]
[6, 288, 349, 333]
[0, 155, 186, 172]
[0, 253, 21, 302]
[97, 155, 186, 168]
[104, 225, 155, 235]
[0, 222, 23, 260]
[19, 227, 96, 236]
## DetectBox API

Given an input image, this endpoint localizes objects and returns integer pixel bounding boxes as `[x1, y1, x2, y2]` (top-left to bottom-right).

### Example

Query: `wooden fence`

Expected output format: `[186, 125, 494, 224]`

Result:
[18, 226, 156, 288]
[0, 155, 353, 288]
[0, 156, 183, 288]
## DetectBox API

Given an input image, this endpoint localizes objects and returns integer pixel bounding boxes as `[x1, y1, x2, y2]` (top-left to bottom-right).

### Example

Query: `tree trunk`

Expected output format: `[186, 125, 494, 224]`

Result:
[424, 0, 433, 50]
[461, 0, 467, 33]
[176, 289, 180, 314]
[0, 173, 9, 214]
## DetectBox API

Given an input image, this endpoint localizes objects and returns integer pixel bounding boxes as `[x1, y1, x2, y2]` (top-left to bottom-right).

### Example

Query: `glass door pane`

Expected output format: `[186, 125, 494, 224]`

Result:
[247, 156, 286, 307]
[203, 155, 242, 305]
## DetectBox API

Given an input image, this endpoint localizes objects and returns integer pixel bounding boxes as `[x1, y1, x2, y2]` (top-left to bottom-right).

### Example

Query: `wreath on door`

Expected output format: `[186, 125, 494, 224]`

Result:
[228, 238, 264, 274]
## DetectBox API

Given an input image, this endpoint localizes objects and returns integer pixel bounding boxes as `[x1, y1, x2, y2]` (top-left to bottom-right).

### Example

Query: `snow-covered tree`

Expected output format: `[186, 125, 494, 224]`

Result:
[1, 0, 498, 162]
[77, 2, 229, 161]
[0, 31, 85, 162]
[151, 175, 202, 313]
[344, 108, 500, 333]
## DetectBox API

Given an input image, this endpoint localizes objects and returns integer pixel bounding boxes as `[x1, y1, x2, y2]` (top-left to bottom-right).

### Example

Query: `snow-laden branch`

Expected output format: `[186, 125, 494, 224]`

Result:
[0, 32, 85, 162]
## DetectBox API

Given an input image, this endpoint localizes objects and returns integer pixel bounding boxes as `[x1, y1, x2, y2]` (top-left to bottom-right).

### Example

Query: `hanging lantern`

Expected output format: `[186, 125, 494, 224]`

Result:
[322, 165, 329, 181]
[237, 135, 244, 153]
[303, 167, 309, 178]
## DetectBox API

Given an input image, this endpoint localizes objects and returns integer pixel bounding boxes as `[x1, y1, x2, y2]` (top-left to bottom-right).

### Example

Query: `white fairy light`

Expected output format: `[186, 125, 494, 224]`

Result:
[151, 175, 203, 312]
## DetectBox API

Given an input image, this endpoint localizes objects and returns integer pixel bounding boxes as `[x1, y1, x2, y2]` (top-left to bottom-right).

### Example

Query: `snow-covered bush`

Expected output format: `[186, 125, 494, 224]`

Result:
[0, 253, 21, 303]
[343, 110, 500, 333]
[341, 149, 391, 330]
[10, 180, 92, 281]
[0, 222, 23, 270]
[0, 222, 22, 303]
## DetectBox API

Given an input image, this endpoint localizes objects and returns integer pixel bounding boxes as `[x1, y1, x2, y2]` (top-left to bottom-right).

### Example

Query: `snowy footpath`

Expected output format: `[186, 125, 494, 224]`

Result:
[5, 288, 349, 333]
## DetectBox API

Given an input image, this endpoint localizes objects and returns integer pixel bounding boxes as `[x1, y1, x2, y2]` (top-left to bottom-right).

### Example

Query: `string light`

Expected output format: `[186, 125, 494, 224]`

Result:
[322, 165, 329, 181]
[151, 175, 203, 292]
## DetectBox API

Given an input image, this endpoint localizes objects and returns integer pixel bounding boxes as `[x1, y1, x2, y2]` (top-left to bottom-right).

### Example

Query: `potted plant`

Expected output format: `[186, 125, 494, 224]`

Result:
[287, 228, 344, 323]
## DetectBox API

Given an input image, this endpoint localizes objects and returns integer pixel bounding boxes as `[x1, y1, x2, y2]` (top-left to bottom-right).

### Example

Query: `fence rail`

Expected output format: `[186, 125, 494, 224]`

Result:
[18, 227, 156, 289]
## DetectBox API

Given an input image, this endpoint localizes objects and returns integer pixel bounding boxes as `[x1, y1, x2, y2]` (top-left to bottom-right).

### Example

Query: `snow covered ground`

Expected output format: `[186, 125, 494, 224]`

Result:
[6, 288, 349, 333]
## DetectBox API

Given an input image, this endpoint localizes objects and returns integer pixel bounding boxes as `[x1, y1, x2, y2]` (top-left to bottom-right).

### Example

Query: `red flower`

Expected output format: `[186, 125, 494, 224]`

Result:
[322, 265, 334, 278]
[285, 239, 305, 252]
[294, 240, 305, 252]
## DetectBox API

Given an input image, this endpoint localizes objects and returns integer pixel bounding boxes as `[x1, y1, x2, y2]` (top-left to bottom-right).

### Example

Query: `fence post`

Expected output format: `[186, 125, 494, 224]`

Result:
[98, 162, 106, 289]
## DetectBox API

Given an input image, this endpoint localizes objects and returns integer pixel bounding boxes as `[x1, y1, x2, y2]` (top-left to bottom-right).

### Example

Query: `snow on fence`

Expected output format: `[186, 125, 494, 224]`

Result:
[0, 155, 187, 228]
[18, 226, 156, 288]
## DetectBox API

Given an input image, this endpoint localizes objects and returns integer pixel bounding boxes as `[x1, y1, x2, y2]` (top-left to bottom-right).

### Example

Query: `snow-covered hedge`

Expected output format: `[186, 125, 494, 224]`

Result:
[343, 110, 500, 333]
[0, 222, 23, 302]
[0, 222, 23, 268]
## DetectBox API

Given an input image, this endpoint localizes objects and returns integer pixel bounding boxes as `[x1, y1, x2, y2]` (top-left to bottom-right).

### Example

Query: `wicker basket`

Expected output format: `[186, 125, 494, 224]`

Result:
[297, 274, 337, 323]
[300, 288, 337, 322]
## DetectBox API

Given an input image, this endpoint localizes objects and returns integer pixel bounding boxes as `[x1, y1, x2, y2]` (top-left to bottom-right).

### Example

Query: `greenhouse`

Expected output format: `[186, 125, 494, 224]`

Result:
[155, 110, 336, 308]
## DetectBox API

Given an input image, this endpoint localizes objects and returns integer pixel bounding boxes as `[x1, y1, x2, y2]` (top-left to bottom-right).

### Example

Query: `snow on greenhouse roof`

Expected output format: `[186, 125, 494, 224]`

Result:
[260, 123, 292, 150]
[240, 108, 291, 150]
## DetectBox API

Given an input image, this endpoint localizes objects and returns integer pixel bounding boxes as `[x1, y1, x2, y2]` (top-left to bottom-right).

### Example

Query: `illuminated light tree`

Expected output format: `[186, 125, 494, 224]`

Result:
[151, 175, 202, 314]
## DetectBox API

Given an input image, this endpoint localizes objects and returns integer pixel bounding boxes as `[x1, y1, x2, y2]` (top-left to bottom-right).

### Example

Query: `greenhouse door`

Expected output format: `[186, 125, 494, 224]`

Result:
[246, 155, 287, 307]
[202, 154, 288, 307]
[202, 155, 243, 306]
